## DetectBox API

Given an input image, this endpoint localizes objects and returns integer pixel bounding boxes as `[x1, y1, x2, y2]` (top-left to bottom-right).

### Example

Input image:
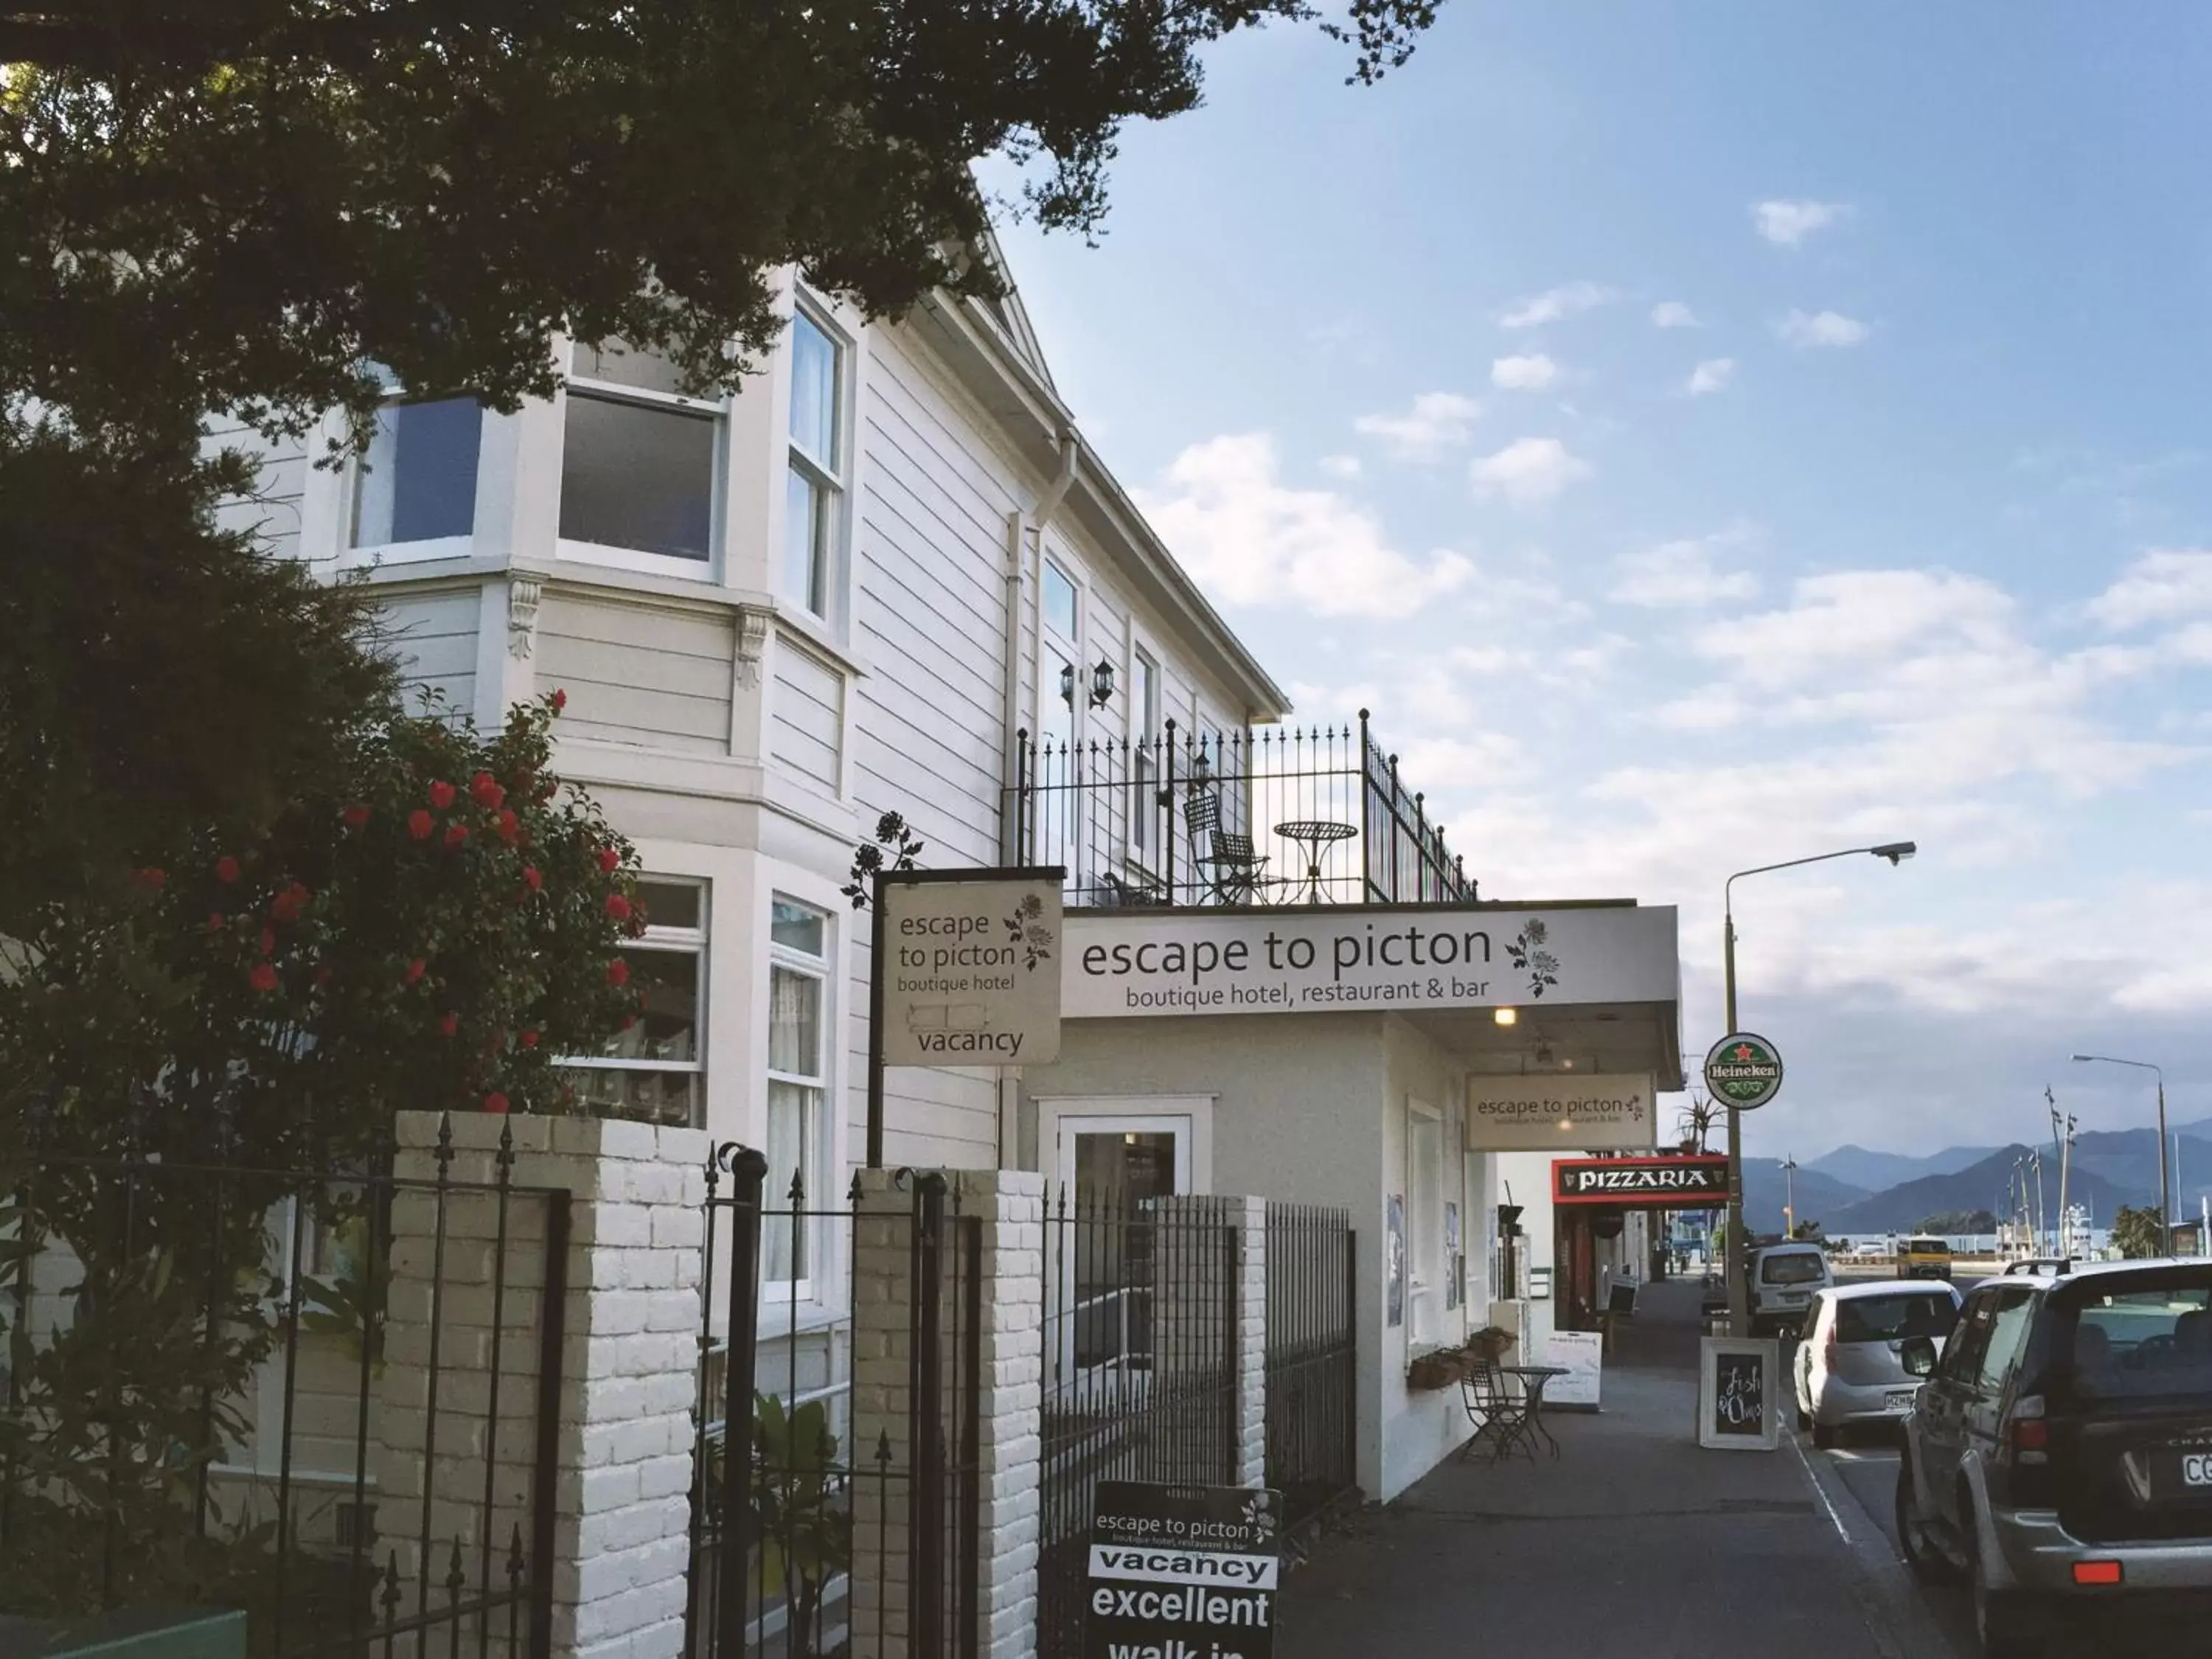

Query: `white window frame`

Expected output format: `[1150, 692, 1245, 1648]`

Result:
[763, 895, 834, 1310]
[781, 296, 852, 625]
[341, 387, 485, 568]
[554, 338, 728, 580]
[555, 879, 709, 1127]
[1125, 643, 1163, 872]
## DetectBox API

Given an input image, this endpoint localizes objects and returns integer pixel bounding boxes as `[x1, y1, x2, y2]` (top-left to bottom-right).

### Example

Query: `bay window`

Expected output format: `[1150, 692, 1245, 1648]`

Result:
[351, 396, 483, 550]
[559, 339, 718, 564]
[765, 898, 830, 1290]
[560, 880, 706, 1127]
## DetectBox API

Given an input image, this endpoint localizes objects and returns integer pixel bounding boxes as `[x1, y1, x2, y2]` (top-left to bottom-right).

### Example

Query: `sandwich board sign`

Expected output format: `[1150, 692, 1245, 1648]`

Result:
[1086, 1482, 1282, 1659]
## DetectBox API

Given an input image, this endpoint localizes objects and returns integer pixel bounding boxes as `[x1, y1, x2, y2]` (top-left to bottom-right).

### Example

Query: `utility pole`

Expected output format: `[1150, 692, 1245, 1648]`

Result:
[1782, 1153, 1798, 1239]
[2032, 1149, 2046, 1260]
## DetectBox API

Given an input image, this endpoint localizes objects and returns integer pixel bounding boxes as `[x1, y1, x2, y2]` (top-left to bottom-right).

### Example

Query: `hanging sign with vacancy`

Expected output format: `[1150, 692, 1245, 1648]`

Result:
[880, 874, 1063, 1065]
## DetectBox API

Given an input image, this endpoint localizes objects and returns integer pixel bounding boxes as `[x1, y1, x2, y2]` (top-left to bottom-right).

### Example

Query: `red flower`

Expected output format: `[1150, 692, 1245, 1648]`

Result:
[605, 894, 632, 922]
[131, 866, 167, 891]
[257, 928, 276, 957]
[520, 1029, 540, 1048]
[341, 804, 372, 830]
[428, 780, 456, 809]
[270, 882, 310, 922]
[482, 1092, 510, 1116]
[597, 846, 620, 874]
[521, 865, 543, 891]
[605, 958, 630, 987]
[405, 958, 427, 984]
[408, 810, 434, 841]
[439, 1011, 459, 1037]
[443, 823, 470, 850]
[550, 689, 568, 713]
[215, 855, 241, 884]
[620, 1014, 637, 1030]
[313, 964, 333, 987]
[470, 771, 505, 809]
[206, 911, 225, 934]
[248, 963, 278, 994]
[495, 809, 521, 845]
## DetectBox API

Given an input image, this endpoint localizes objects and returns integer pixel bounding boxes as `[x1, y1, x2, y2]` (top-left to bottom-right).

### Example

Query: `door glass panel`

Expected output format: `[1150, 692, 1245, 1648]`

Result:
[1068, 1129, 1179, 1373]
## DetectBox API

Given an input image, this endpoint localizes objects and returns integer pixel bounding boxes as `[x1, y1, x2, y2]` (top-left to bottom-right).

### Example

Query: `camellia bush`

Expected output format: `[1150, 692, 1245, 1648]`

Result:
[0, 687, 643, 1618]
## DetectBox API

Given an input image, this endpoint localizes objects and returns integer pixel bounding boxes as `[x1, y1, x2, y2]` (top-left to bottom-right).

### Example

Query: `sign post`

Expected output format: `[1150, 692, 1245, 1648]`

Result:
[866, 867, 1064, 1167]
[1086, 1482, 1282, 1659]
[1705, 1030, 1783, 1338]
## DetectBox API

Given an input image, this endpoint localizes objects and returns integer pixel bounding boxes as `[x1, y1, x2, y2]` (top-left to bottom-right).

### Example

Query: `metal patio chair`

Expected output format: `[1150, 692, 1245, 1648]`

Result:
[1183, 790, 1270, 905]
[1458, 1357, 1536, 1464]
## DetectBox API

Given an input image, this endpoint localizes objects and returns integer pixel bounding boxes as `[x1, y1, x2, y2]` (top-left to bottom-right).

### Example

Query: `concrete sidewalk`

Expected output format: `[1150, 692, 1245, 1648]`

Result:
[1278, 1281, 1906, 1658]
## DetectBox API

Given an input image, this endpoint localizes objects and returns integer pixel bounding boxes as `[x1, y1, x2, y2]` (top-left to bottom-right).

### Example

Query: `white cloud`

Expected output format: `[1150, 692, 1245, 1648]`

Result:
[1498, 282, 1618, 330]
[1610, 535, 1759, 608]
[1136, 433, 1472, 620]
[1318, 453, 1363, 481]
[1650, 301, 1700, 329]
[1352, 391, 1482, 461]
[1490, 353, 1559, 392]
[1775, 308, 1870, 349]
[1753, 199, 1850, 247]
[2087, 549, 2212, 630]
[1468, 437, 1593, 507]
[1685, 358, 1736, 395]
[1694, 569, 2014, 689]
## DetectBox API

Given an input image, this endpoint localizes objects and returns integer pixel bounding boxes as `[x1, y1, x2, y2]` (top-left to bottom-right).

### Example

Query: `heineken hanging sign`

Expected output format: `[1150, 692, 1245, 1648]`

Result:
[1703, 1032, 1784, 1110]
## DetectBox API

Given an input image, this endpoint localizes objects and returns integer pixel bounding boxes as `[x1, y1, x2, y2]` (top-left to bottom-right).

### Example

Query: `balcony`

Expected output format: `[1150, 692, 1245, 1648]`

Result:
[1008, 712, 1475, 909]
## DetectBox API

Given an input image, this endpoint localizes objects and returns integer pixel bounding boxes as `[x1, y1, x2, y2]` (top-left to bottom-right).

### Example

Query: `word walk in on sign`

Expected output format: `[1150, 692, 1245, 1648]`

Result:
[1086, 1481, 1283, 1659]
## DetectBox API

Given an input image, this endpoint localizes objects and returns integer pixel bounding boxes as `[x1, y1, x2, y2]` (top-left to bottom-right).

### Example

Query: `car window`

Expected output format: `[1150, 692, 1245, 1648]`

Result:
[1836, 1292, 1957, 1344]
[2057, 1268, 2212, 1405]
[1974, 1290, 2037, 1394]
[1760, 1252, 1826, 1284]
[1940, 1292, 1997, 1383]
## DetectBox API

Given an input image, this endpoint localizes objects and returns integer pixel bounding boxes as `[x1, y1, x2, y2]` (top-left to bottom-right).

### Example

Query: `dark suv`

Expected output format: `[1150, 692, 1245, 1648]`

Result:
[1895, 1258, 2212, 1656]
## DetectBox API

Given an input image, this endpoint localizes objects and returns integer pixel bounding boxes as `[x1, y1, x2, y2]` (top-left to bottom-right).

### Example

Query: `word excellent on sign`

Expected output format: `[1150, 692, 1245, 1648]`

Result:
[1086, 1482, 1282, 1659]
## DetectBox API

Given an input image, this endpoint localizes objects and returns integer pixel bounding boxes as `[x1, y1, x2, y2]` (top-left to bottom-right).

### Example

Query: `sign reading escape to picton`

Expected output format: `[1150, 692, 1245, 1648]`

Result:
[880, 877, 1062, 1065]
[1062, 906, 1679, 1018]
[1086, 1482, 1282, 1659]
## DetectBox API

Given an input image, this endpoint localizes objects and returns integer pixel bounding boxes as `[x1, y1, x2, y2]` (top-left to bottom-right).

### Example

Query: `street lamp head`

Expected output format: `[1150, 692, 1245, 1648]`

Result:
[2071, 1054, 2093, 1063]
[1871, 841, 1917, 865]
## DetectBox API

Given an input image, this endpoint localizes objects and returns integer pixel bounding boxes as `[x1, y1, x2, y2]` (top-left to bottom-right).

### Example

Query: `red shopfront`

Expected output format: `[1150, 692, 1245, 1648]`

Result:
[1551, 1154, 1730, 1330]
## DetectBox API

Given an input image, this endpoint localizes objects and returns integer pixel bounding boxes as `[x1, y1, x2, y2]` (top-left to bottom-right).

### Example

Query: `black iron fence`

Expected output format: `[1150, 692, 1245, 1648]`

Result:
[0, 1121, 566, 1659]
[1034, 1189, 1241, 1659]
[1010, 713, 1476, 911]
[689, 1155, 981, 1659]
[1262, 1204, 1357, 1531]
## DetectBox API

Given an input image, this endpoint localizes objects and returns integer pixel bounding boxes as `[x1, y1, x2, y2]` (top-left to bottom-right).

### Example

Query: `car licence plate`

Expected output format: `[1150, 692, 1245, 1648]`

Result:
[1783, 1292, 1809, 1305]
[2180, 1452, 2212, 1487]
[1886, 1388, 1919, 1411]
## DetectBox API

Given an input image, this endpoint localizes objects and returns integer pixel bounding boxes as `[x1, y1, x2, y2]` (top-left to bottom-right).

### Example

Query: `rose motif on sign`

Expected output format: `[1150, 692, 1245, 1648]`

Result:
[1005, 891, 1054, 972]
[1505, 918, 1561, 999]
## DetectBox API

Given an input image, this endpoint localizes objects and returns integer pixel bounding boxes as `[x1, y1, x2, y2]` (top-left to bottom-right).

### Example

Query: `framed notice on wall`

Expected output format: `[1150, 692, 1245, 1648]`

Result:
[1697, 1337, 1781, 1451]
[1385, 1194, 1405, 1329]
[1443, 1202, 1462, 1310]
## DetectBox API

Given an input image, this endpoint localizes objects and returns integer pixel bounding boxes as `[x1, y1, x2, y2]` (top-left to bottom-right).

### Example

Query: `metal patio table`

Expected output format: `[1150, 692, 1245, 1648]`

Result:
[1499, 1363, 1570, 1458]
[1272, 818, 1356, 904]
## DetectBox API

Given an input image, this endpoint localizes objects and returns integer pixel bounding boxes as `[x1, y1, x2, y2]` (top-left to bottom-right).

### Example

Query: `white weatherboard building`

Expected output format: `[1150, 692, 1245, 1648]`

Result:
[229, 244, 1684, 1502]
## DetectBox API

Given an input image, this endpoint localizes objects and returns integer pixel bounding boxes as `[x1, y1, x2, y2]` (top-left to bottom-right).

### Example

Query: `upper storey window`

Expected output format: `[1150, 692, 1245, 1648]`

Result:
[350, 395, 482, 552]
[782, 307, 845, 616]
[560, 338, 719, 566]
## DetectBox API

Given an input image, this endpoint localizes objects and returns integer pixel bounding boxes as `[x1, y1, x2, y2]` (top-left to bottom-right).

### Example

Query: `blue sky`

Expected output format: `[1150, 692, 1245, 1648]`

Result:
[988, 4, 2212, 1164]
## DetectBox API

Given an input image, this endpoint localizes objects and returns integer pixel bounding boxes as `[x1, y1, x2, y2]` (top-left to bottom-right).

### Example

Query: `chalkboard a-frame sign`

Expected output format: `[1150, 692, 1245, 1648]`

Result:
[1086, 1481, 1283, 1659]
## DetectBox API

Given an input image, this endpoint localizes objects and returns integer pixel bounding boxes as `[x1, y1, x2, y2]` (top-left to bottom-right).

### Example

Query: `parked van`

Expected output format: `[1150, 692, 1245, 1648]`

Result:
[1747, 1242, 1833, 1338]
[1895, 1236, 1954, 1281]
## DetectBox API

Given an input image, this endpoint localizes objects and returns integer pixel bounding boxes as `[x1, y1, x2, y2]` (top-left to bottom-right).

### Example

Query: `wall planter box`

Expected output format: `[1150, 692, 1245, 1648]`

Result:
[1406, 1350, 1464, 1391]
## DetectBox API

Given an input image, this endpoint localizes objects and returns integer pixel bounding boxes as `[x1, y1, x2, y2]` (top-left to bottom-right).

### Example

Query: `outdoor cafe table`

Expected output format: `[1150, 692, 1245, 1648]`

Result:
[1500, 1363, 1570, 1459]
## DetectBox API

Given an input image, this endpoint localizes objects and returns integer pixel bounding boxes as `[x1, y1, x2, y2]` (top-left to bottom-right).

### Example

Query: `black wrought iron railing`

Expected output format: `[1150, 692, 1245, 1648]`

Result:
[1009, 712, 1475, 909]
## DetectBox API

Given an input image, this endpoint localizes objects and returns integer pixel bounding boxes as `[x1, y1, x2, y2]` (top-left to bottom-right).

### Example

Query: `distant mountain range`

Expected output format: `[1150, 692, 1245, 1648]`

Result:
[1821, 1141, 2177, 1235]
[1740, 1158, 1868, 1237]
[1805, 1143, 2000, 1192]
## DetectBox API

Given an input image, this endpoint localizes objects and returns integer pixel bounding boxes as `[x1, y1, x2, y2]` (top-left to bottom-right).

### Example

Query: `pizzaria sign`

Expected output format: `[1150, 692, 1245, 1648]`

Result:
[1552, 1155, 1731, 1207]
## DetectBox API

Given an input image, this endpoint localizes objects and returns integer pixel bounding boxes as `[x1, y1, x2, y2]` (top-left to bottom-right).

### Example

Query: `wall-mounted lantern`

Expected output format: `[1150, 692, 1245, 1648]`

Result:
[1089, 658, 1116, 709]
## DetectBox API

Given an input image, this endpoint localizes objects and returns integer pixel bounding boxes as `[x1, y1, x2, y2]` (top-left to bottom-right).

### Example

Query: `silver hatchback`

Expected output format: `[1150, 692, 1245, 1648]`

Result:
[1793, 1279, 1961, 1447]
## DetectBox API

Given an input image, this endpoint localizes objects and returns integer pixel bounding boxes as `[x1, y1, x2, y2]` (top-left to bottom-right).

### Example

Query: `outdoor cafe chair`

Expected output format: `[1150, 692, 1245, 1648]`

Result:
[1458, 1357, 1536, 1464]
[1182, 790, 1270, 904]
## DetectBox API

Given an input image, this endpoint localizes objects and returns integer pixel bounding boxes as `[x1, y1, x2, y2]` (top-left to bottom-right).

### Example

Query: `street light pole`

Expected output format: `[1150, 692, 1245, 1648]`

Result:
[2073, 1054, 2170, 1234]
[1782, 1154, 1798, 1239]
[1722, 840, 1916, 1336]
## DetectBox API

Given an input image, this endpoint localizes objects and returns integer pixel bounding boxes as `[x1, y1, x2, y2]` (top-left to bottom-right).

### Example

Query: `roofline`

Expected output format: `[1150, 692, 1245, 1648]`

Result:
[912, 290, 1291, 723]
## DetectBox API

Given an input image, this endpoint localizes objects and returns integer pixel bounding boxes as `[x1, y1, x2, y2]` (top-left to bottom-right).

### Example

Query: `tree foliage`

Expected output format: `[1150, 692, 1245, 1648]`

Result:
[2, 0, 1443, 450]
[2112, 1204, 2166, 1260]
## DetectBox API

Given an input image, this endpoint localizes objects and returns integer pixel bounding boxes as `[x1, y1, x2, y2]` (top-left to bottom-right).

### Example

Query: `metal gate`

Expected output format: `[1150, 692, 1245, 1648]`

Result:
[1263, 1204, 1357, 1530]
[688, 1150, 982, 1659]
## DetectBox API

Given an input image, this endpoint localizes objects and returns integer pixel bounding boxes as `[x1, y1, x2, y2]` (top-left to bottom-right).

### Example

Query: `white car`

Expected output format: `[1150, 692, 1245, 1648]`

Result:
[1747, 1241, 1833, 1337]
[1794, 1279, 1962, 1447]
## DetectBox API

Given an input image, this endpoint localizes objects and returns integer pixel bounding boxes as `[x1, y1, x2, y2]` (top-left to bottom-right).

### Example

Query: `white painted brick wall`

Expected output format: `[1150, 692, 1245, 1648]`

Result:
[375, 1110, 708, 1659]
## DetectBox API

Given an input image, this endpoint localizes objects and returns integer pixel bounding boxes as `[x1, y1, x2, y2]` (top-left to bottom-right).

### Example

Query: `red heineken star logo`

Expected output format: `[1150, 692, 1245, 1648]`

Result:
[1733, 1043, 1755, 1061]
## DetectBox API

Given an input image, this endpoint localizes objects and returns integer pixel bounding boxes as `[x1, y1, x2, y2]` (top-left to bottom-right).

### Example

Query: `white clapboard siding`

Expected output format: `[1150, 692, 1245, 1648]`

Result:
[378, 588, 481, 719]
[206, 426, 311, 564]
[768, 635, 845, 790]
[535, 591, 734, 755]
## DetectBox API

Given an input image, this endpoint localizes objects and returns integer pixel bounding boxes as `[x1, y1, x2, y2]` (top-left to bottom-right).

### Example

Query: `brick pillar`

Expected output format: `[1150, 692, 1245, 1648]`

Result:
[849, 1168, 1044, 1659]
[376, 1111, 707, 1659]
[1149, 1197, 1267, 1491]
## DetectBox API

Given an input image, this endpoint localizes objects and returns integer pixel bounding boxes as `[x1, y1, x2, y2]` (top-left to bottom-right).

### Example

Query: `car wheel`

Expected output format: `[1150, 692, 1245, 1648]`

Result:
[1812, 1419, 1837, 1450]
[1972, 1558, 2039, 1659]
[1893, 1460, 1959, 1585]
